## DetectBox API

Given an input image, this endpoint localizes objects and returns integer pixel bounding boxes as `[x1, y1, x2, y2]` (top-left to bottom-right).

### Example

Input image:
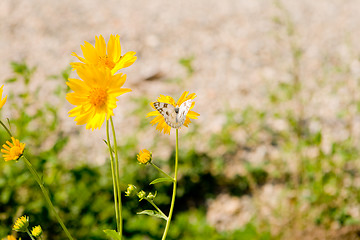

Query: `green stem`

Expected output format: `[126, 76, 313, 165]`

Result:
[22, 156, 74, 240]
[150, 162, 174, 181]
[110, 117, 122, 237]
[161, 129, 179, 240]
[106, 120, 120, 232]
[148, 200, 168, 220]
[0, 120, 12, 137]
[26, 229, 35, 240]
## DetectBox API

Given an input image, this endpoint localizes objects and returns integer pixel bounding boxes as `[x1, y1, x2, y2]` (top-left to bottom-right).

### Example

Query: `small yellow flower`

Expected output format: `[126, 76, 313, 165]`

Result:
[12, 215, 29, 232]
[146, 91, 200, 134]
[31, 225, 42, 238]
[1, 137, 26, 162]
[137, 149, 152, 164]
[71, 34, 137, 75]
[0, 85, 8, 110]
[3, 235, 17, 240]
[66, 65, 131, 130]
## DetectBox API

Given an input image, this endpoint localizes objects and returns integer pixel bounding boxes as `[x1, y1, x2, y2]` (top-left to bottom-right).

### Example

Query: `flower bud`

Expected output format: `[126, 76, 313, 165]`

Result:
[31, 225, 43, 238]
[137, 149, 152, 165]
[146, 191, 157, 201]
[12, 215, 29, 232]
[125, 184, 137, 197]
[137, 190, 146, 201]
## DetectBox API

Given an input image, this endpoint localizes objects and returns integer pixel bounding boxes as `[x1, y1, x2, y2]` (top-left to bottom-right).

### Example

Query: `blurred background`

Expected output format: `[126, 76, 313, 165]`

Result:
[1, 0, 360, 239]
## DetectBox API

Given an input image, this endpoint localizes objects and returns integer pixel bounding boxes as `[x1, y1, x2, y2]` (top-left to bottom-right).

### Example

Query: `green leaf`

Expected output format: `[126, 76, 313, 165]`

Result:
[5, 78, 17, 83]
[150, 177, 174, 185]
[137, 210, 167, 221]
[103, 139, 115, 153]
[103, 229, 121, 240]
[179, 56, 195, 76]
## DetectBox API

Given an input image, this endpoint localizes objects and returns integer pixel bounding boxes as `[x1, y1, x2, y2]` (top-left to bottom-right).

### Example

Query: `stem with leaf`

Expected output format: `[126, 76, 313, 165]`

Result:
[0, 120, 12, 137]
[22, 156, 74, 240]
[0, 122, 73, 240]
[150, 162, 174, 181]
[147, 200, 168, 220]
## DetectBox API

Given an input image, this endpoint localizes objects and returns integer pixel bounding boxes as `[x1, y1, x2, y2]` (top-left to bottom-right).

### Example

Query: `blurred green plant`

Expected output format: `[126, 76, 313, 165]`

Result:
[179, 56, 195, 77]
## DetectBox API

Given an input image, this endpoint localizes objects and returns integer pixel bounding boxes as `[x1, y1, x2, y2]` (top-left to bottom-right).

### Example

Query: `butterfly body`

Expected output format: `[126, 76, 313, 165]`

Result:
[153, 99, 192, 129]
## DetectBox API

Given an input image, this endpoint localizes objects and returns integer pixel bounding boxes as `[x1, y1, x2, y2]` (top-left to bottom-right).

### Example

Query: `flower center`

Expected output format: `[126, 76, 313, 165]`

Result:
[10, 146, 22, 160]
[98, 56, 115, 70]
[89, 88, 108, 107]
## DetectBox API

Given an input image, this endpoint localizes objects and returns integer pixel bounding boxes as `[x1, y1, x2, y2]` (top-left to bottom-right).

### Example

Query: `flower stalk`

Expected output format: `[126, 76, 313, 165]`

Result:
[0, 120, 12, 137]
[110, 117, 123, 237]
[106, 120, 120, 233]
[26, 229, 35, 240]
[161, 129, 179, 240]
[22, 156, 74, 240]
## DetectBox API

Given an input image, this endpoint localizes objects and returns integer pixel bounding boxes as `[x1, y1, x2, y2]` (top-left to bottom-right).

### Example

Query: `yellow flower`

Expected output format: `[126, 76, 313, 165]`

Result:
[71, 34, 137, 75]
[3, 235, 18, 240]
[12, 215, 29, 232]
[31, 225, 42, 238]
[0, 85, 8, 110]
[1, 137, 26, 162]
[137, 149, 152, 164]
[66, 65, 131, 130]
[146, 91, 200, 134]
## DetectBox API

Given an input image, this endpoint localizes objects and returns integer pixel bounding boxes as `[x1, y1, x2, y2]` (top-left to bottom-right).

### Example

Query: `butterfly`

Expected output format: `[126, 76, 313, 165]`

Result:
[153, 99, 193, 129]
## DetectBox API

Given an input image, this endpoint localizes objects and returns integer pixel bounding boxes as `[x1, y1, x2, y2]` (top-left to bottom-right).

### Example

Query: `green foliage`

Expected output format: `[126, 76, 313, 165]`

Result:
[179, 56, 195, 77]
[166, 210, 272, 240]
[150, 177, 174, 185]
[137, 210, 167, 221]
[103, 229, 121, 240]
[6, 61, 37, 85]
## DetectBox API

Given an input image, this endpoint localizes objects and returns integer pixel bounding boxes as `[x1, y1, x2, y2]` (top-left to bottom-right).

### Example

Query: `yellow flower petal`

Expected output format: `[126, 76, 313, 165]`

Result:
[81, 41, 98, 63]
[146, 110, 160, 118]
[0, 85, 8, 110]
[4, 235, 17, 240]
[71, 52, 87, 63]
[112, 51, 137, 74]
[107, 34, 121, 62]
[95, 35, 107, 56]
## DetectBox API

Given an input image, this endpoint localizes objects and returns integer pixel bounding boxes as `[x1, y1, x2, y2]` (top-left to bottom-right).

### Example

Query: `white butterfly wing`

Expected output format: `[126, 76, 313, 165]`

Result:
[175, 99, 192, 128]
[153, 102, 178, 128]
